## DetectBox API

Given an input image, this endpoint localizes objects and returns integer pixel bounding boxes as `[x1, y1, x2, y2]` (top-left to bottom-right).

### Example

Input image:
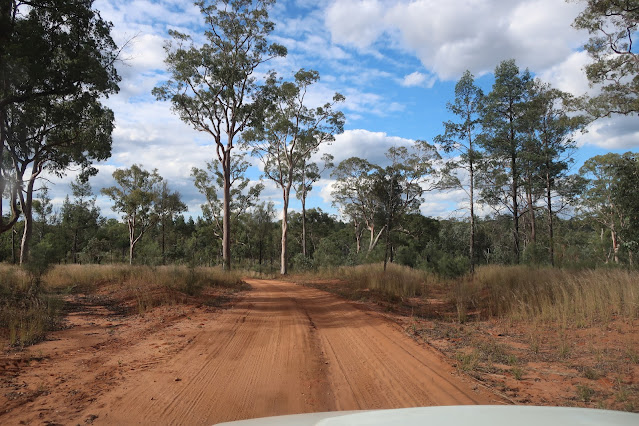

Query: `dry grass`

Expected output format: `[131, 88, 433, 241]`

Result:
[301, 263, 639, 326]
[321, 263, 436, 300]
[1, 264, 248, 346]
[0, 266, 62, 346]
[452, 266, 639, 326]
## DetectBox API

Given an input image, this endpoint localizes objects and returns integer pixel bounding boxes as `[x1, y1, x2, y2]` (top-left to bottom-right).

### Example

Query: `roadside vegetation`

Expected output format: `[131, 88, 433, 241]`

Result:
[1, 0, 638, 416]
[0, 264, 247, 347]
[293, 263, 639, 412]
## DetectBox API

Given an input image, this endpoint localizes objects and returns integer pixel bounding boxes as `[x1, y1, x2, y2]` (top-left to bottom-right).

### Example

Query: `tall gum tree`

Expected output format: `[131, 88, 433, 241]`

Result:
[191, 152, 264, 244]
[479, 59, 532, 264]
[0, 1, 120, 238]
[579, 152, 635, 264]
[294, 153, 333, 257]
[153, 0, 286, 271]
[331, 157, 384, 255]
[245, 69, 344, 275]
[434, 70, 483, 273]
[526, 80, 585, 265]
[4, 95, 114, 264]
[374, 143, 440, 271]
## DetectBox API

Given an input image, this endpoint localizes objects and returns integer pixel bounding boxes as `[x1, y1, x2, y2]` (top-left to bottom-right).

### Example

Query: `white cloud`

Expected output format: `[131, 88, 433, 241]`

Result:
[537, 50, 592, 96]
[317, 129, 415, 166]
[325, 0, 386, 49]
[577, 115, 639, 150]
[326, 0, 587, 80]
[400, 71, 435, 88]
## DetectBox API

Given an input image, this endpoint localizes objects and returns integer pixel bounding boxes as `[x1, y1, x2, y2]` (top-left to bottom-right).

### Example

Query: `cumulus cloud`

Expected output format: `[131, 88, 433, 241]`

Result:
[537, 50, 592, 97]
[316, 129, 416, 167]
[325, 0, 386, 49]
[400, 71, 435, 88]
[326, 0, 586, 80]
[578, 115, 639, 150]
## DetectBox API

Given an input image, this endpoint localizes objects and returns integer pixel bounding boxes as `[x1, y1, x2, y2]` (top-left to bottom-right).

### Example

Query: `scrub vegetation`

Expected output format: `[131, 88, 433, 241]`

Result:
[1, 0, 638, 418]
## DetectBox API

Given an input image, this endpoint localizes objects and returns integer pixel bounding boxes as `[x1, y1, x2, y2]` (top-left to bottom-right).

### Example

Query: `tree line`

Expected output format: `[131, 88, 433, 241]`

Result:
[1, 0, 637, 274]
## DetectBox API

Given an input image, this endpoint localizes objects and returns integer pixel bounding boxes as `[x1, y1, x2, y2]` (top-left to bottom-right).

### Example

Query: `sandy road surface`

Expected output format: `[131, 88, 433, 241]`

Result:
[77, 279, 501, 424]
[1, 279, 503, 425]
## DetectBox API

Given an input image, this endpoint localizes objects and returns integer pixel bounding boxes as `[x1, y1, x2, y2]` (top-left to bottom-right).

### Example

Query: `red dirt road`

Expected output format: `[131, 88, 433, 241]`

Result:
[2, 279, 503, 425]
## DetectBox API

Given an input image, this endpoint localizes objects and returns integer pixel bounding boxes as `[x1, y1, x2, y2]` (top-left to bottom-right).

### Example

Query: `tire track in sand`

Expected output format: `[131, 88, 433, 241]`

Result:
[80, 279, 504, 424]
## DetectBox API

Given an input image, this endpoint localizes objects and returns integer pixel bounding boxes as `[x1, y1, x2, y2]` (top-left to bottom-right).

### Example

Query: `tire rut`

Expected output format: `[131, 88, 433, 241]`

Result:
[73, 278, 503, 425]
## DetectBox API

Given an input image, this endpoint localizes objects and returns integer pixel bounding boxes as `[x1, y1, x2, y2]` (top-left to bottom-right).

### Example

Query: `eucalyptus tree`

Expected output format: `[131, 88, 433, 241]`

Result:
[191, 152, 263, 244]
[155, 181, 187, 264]
[4, 94, 114, 264]
[0, 0, 120, 235]
[246, 69, 344, 275]
[374, 143, 440, 270]
[579, 153, 628, 263]
[331, 157, 382, 254]
[434, 70, 483, 273]
[611, 153, 639, 264]
[573, 0, 639, 117]
[153, 0, 286, 270]
[101, 165, 163, 265]
[295, 153, 333, 257]
[527, 80, 585, 265]
[579, 152, 639, 264]
[479, 59, 532, 264]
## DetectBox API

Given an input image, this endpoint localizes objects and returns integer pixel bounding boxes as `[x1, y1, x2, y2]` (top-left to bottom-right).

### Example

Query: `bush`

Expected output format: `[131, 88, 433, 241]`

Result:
[291, 253, 314, 271]
[0, 267, 62, 346]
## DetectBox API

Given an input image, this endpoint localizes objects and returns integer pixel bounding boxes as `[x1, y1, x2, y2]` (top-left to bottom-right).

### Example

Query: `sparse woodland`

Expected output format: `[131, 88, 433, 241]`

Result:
[0, 0, 638, 415]
[0, 0, 637, 274]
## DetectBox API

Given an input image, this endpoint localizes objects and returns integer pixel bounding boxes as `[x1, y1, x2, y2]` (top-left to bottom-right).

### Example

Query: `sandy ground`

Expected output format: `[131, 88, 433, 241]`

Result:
[0, 279, 502, 425]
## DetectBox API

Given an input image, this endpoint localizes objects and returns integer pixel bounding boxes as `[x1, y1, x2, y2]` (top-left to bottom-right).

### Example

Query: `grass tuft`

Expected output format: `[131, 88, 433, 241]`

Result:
[1, 264, 248, 346]
[323, 263, 434, 300]
[451, 266, 639, 325]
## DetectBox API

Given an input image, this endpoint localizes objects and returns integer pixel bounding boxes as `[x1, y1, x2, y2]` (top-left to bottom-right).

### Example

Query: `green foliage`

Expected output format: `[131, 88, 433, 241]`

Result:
[24, 240, 58, 283]
[153, 0, 287, 270]
[314, 227, 357, 268]
[579, 152, 638, 264]
[291, 252, 314, 271]
[0, 0, 120, 243]
[61, 177, 103, 263]
[101, 164, 166, 264]
[573, 0, 639, 116]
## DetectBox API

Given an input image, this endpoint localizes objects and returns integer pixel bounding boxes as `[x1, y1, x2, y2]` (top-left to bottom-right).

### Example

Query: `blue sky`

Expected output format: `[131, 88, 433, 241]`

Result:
[44, 0, 639, 220]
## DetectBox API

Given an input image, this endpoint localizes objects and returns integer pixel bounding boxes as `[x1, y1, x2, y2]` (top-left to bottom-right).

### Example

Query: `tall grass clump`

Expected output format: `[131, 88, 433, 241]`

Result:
[126, 265, 244, 294]
[453, 265, 639, 325]
[44, 264, 132, 293]
[2, 263, 249, 345]
[117, 265, 246, 313]
[329, 263, 435, 299]
[0, 265, 62, 346]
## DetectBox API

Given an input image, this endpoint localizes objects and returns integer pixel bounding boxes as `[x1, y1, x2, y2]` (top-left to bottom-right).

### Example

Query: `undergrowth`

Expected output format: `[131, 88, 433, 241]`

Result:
[319, 262, 435, 299]
[302, 263, 639, 327]
[1, 264, 248, 347]
[451, 266, 639, 326]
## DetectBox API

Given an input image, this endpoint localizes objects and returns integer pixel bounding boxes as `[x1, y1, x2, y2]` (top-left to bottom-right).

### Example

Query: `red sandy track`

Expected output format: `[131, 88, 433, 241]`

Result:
[2, 279, 503, 425]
